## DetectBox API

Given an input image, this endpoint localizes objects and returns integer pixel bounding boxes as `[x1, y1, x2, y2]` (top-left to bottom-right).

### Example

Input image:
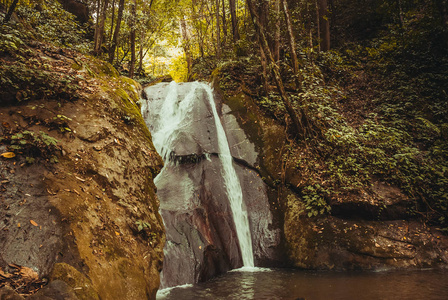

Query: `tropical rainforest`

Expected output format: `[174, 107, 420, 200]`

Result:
[0, 0, 448, 298]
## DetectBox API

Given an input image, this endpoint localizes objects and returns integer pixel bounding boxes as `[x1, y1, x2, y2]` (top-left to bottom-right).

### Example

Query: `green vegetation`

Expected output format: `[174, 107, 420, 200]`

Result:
[0, 0, 446, 230]
[207, 0, 448, 229]
[5, 130, 60, 163]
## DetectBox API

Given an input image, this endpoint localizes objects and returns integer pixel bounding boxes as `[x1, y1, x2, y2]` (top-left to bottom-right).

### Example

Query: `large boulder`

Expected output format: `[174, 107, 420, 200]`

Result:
[0, 53, 164, 299]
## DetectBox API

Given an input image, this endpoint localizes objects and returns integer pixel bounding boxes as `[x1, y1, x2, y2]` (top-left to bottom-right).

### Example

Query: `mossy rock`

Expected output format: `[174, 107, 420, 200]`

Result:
[50, 263, 100, 300]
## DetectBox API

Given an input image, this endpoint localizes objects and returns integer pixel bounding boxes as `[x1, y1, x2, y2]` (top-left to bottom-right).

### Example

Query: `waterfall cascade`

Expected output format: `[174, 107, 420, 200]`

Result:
[203, 86, 254, 267]
[142, 82, 280, 289]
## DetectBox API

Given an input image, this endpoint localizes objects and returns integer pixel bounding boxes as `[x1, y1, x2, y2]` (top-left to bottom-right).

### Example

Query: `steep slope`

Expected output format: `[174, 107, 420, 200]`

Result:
[0, 14, 164, 300]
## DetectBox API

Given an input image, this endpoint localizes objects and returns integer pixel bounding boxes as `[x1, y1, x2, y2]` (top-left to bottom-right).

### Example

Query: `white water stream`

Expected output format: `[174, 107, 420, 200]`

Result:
[203, 85, 255, 267]
[144, 81, 254, 267]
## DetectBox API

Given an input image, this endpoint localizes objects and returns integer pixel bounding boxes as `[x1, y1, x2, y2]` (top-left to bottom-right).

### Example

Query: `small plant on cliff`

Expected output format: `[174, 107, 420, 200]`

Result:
[302, 184, 332, 217]
[135, 220, 152, 232]
[8, 130, 59, 163]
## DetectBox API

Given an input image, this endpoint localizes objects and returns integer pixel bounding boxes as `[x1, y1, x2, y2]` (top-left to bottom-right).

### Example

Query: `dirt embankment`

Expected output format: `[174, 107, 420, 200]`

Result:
[1, 41, 165, 299]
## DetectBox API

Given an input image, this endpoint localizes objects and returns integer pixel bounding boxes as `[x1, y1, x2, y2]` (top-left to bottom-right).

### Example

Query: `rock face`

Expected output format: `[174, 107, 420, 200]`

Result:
[142, 82, 282, 288]
[214, 79, 448, 272]
[0, 57, 164, 299]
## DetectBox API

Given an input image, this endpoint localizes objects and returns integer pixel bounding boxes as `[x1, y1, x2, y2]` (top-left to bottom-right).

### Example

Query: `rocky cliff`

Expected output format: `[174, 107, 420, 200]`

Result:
[212, 74, 448, 272]
[0, 40, 165, 299]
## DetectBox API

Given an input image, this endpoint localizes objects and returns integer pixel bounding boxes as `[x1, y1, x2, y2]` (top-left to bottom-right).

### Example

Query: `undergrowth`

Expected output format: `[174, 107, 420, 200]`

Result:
[214, 22, 448, 229]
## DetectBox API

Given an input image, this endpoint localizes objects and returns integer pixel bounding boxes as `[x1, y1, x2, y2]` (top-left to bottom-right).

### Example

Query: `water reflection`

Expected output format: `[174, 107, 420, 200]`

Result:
[157, 268, 448, 300]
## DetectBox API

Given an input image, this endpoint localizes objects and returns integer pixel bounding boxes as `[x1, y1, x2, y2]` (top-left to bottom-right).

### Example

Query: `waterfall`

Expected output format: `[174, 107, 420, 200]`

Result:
[142, 81, 279, 289]
[143, 81, 198, 160]
[203, 86, 254, 267]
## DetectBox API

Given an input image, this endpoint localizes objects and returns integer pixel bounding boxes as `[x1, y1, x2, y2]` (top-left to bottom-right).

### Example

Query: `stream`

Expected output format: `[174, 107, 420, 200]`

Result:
[157, 268, 448, 300]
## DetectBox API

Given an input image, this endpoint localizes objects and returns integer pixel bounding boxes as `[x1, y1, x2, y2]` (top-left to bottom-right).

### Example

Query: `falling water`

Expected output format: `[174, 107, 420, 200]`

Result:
[144, 81, 198, 160]
[143, 81, 255, 268]
[203, 84, 255, 268]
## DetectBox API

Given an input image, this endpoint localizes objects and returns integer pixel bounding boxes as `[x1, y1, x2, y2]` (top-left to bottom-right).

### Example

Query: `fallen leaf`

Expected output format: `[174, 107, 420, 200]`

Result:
[30, 220, 38, 226]
[1, 152, 16, 158]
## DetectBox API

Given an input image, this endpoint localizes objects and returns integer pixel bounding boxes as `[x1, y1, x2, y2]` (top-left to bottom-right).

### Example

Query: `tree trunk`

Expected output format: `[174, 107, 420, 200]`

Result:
[93, 0, 100, 51]
[180, 17, 192, 78]
[281, 0, 300, 79]
[109, 0, 116, 43]
[137, 30, 144, 74]
[317, 0, 330, 51]
[108, 0, 125, 64]
[221, 0, 227, 43]
[129, 0, 136, 78]
[274, 0, 280, 62]
[229, 0, 240, 42]
[94, 0, 109, 56]
[2, 0, 19, 24]
[247, 0, 307, 139]
[216, 0, 221, 58]
[260, 44, 269, 95]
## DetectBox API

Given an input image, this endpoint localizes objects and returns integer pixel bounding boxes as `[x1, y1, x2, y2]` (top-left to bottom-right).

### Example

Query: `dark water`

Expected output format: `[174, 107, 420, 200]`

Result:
[157, 268, 448, 300]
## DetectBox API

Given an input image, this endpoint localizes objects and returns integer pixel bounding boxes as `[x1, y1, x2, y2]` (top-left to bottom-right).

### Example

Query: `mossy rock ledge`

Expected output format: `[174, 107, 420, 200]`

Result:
[0, 52, 165, 299]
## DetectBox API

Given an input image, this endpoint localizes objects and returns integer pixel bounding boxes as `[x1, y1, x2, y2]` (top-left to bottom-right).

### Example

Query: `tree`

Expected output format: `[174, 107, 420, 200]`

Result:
[129, 0, 137, 78]
[281, 0, 300, 78]
[108, 0, 125, 64]
[215, 0, 221, 58]
[274, 0, 280, 62]
[94, 0, 109, 56]
[247, 0, 308, 139]
[2, 0, 19, 24]
[180, 17, 192, 77]
[221, 0, 227, 43]
[317, 0, 330, 51]
[229, 0, 239, 42]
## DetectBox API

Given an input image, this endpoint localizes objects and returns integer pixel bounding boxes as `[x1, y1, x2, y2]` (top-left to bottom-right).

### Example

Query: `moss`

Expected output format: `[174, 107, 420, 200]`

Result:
[50, 263, 100, 300]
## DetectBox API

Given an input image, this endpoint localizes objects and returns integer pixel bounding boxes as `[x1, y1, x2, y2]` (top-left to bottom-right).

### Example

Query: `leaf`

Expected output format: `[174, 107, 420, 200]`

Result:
[30, 220, 38, 226]
[1, 152, 16, 158]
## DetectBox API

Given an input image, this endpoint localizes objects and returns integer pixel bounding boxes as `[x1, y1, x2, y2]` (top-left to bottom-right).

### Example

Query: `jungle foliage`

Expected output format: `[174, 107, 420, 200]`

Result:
[1, 0, 447, 229]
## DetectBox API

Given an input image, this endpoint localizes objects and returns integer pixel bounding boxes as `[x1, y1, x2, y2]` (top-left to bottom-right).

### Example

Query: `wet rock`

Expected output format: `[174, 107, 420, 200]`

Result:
[144, 83, 282, 288]
[284, 194, 448, 270]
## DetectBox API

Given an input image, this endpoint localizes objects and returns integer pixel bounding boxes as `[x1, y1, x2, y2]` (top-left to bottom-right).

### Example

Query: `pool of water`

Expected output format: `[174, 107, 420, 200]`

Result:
[157, 268, 448, 300]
